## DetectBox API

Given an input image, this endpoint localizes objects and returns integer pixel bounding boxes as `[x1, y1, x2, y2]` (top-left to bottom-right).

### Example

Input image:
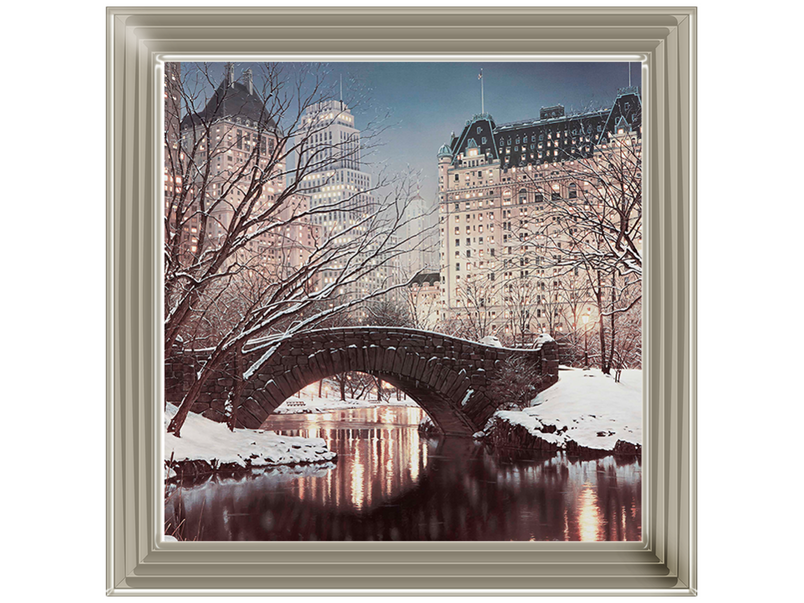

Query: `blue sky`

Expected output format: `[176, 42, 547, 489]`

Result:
[181, 61, 641, 206]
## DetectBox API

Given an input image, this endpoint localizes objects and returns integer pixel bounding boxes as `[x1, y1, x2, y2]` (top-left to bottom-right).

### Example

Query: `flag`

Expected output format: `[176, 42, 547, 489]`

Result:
[478, 69, 483, 80]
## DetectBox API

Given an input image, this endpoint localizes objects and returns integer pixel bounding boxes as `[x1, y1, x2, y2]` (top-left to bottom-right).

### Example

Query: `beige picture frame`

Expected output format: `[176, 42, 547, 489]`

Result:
[107, 6, 696, 595]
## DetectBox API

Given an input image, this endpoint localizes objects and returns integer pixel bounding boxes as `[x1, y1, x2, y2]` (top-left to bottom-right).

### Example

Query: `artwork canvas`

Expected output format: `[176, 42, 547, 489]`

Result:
[162, 61, 643, 542]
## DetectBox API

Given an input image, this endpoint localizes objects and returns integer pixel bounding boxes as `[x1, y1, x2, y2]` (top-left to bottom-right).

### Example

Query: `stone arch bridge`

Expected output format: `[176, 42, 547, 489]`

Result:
[165, 327, 558, 437]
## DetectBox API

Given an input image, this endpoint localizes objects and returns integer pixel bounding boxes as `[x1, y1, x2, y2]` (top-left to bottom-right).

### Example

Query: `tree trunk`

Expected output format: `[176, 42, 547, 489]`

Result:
[168, 366, 212, 437]
[168, 342, 238, 436]
[595, 272, 609, 374]
[226, 347, 245, 432]
[608, 271, 617, 375]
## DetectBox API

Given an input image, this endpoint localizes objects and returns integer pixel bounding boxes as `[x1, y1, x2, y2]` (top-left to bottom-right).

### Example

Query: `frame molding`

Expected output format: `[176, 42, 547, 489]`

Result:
[107, 6, 696, 595]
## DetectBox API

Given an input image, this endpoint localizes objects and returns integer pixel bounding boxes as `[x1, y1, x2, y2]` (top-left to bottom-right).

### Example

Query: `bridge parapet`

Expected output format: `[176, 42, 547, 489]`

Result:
[166, 327, 558, 436]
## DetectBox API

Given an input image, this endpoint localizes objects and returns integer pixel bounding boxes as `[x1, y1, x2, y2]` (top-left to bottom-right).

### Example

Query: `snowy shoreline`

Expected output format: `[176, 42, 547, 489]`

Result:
[164, 404, 337, 480]
[165, 366, 641, 480]
[477, 367, 642, 457]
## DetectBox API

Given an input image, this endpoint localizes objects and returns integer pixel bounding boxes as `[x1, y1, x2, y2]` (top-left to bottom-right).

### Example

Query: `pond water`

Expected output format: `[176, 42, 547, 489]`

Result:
[164, 406, 641, 541]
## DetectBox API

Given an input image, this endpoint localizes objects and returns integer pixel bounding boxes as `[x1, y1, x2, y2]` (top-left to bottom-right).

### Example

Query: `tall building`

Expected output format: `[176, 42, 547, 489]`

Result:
[164, 62, 196, 262]
[437, 88, 642, 343]
[174, 63, 320, 283]
[296, 100, 400, 302]
[402, 193, 439, 276]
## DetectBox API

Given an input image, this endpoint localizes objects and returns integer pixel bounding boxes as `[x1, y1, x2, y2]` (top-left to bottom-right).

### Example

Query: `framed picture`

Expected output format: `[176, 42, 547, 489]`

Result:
[107, 6, 695, 595]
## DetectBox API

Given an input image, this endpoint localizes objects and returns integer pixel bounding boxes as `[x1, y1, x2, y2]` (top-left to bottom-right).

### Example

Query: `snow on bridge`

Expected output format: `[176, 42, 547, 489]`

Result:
[165, 327, 558, 436]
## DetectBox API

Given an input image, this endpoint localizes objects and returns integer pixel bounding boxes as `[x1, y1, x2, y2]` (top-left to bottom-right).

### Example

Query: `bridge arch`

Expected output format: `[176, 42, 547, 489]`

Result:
[166, 327, 558, 437]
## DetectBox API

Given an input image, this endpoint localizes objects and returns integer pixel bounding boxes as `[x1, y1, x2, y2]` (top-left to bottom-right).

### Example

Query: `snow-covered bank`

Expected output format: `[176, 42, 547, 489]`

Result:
[164, 404, 336, 479]
[273, 395, 418, 415]
[479, 367, 642, 456]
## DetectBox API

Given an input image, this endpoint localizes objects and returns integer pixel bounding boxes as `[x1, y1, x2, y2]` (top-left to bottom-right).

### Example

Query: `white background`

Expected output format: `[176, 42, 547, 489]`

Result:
[3, 1, 800, 601]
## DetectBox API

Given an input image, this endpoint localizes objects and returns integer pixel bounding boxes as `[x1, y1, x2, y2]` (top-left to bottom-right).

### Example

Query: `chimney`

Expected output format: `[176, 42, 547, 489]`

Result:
[244, 68, 253, 95]
[224, 62, 234, 87]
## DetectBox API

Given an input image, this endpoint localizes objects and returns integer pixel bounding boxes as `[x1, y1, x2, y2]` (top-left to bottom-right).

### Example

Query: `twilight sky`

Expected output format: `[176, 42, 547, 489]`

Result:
[181, 61, 641, 208]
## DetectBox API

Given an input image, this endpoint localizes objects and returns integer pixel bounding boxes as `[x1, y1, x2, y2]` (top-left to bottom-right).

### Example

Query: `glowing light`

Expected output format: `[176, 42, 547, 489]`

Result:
[577, 483, 603, 541]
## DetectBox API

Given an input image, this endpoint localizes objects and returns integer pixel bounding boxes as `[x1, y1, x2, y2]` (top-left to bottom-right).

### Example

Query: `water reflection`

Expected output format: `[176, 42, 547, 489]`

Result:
[165, 406, 641, 541]
[262, 407, 431, 512]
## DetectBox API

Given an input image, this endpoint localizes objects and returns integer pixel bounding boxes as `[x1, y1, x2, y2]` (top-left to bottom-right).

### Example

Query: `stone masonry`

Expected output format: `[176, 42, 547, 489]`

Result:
[165, 327, 558, 436]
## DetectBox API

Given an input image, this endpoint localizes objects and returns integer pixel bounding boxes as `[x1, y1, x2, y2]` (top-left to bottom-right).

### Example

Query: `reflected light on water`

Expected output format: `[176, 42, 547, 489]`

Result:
[577, 483, 603, 541]
[165, 407, 642, 541]
[263, 407, 432, 512]
[351, 445, 366, 510]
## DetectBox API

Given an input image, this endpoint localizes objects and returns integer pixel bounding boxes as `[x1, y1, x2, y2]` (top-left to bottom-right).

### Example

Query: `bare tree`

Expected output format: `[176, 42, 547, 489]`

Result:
[605, 272, 642, 379]
[553, 269, 592, 365]
[447, 270, 500, 341]
[164, 62, 423, 435]
[516, 122, 642, 373]
[401, 271, 441, 331]
[485, 355, 544, 410]
[361, 296, 412, 328]
[501, 273, 539, 347]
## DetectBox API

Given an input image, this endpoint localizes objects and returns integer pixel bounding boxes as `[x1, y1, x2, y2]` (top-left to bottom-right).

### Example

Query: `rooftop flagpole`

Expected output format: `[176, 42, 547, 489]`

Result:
[479, 68, 484, 114]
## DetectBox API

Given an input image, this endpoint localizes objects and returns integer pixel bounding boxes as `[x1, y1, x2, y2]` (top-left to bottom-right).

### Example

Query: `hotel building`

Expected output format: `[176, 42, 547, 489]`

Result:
[437, 87, 642, 342]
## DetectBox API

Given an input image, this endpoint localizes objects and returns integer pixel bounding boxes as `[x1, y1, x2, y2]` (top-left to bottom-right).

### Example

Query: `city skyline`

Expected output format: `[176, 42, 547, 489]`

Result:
[179, 61, 641, 206]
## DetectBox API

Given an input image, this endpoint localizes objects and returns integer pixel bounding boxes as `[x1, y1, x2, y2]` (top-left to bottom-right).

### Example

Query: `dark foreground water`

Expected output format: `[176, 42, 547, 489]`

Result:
[165, 406, 641, 541]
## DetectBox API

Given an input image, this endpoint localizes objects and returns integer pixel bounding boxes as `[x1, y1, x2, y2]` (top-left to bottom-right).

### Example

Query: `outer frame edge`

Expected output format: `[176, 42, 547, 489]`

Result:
[107, 5, 696, 594]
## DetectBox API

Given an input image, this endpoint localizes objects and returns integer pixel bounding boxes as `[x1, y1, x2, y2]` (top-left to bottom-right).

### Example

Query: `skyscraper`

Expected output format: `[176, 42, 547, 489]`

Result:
[402, 193, 439, 276]
[297, 99, 400, 301]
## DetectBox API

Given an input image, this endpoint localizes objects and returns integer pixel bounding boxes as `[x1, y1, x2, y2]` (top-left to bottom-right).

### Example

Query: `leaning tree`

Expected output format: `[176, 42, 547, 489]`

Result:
[164, 62, 424, 435]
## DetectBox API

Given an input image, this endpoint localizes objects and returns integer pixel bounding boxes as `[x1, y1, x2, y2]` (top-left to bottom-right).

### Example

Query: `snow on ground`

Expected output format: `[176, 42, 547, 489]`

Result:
[273, 394, 418, 415]
[164, 404, 336, 470]
[491, 367, 642, 453]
